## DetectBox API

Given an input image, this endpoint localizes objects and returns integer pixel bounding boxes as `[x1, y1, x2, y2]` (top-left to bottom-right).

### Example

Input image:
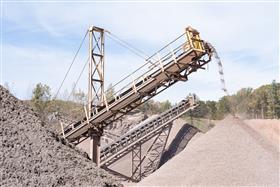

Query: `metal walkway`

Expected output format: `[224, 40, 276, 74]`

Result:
[100, 94, 199, 167]
[63, 27, 212, 143]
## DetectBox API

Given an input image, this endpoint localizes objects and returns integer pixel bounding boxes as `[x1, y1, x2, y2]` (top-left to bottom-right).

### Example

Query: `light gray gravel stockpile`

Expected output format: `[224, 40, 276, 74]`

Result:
[0, 86, 121, 187]
[137, 116, 279, 186]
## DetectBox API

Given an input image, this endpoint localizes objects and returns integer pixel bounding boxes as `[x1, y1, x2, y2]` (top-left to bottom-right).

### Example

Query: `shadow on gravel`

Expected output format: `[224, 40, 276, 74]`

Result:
[159, 124, 199, 167]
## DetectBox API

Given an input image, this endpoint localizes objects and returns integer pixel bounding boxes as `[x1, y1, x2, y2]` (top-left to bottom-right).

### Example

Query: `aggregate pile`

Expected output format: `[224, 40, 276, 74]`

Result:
[137, 116, 279, 186]
[244, 119, 279, 150]
[0, 86, 120, 186]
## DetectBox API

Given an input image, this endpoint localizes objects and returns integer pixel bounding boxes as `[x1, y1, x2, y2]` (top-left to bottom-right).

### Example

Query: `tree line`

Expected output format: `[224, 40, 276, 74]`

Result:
[187, 80, 280, 119]
[27, 83, 173, 120]
[10, 80, 279, 121]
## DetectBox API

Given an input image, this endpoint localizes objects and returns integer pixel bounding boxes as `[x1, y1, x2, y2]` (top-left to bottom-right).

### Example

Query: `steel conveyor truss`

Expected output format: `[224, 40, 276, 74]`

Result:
[99, 94, 199, 168]
[63, 26, 212, 142]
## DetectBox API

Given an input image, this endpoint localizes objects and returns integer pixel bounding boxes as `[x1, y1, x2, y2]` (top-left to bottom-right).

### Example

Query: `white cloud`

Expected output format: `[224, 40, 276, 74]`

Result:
[2, 2, 279, 102]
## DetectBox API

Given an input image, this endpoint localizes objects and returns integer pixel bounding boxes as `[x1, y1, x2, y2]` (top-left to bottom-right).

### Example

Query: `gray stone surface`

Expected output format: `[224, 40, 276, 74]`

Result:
[0, 86, 121, 187]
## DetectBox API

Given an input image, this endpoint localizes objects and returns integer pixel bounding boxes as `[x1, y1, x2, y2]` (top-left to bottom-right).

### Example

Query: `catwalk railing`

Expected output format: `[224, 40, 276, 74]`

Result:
[63, 27, 212, 142]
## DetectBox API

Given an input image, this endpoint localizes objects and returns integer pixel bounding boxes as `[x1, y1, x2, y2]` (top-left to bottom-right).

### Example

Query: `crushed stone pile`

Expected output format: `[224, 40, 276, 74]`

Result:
[0, 86, 120, 186]
[136, 116, 279, 186]
[244, 119, 280, 150]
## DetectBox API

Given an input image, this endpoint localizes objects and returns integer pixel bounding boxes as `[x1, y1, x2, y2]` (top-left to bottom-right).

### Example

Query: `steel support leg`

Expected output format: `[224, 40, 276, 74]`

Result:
[90, 133, 101, 167]
[142, 124, 171, 177]
[131, 144, 142, 181]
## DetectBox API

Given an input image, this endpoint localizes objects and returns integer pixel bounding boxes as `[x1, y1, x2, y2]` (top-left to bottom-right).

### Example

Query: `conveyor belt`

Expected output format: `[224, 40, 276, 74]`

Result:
[99, 94, 199, 166]
[63, 27, 212, 142]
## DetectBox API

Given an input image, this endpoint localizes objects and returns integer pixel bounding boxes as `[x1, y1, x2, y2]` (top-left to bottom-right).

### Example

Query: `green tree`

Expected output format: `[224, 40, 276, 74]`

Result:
[158, 100, 172, 113]
[31, 83, 51, 116]
[217, 96, 230, 119]
[267, 80, 280, 118]
[231, 88, 253, 114]
[186, 101, 209, 118]
[206, 100, 218, 119]
[137, 100, 172, 114]
[253, 86, 269, 119]
[138, 100, 155, 114]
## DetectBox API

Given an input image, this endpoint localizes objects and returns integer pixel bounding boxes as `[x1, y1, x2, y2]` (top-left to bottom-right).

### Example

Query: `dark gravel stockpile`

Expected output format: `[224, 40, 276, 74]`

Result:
[0, 86, 120, 186]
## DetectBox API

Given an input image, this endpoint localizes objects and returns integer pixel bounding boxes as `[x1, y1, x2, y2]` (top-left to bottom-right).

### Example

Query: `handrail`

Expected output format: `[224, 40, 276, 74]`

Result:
[62, 39, 193, 132]
[75, 39, 190, 112]
[62, 27, 209, 138]
[111, 41, 189, 99]
[108, 32, 186, 92]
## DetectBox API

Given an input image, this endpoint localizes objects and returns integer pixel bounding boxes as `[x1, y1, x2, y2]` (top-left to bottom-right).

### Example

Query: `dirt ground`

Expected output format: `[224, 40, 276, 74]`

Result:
[134, 116, 279, 186]
[0, 86, 120, 186]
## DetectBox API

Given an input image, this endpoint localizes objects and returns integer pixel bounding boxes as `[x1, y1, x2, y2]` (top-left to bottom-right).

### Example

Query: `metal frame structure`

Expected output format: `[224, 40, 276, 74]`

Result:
[88, 26, 105, 119]
[131, 144, 142, 181]
[100, 94, 197, 181]
[141, 125, 171, 178]
[62, 26, 213, 167]
[87, 26, 105, 166]
[99, 95, 198, 166]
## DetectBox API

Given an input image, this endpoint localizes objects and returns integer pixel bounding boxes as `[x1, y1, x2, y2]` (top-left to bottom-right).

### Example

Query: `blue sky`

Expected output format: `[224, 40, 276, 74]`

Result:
[1, 1, 279, 103]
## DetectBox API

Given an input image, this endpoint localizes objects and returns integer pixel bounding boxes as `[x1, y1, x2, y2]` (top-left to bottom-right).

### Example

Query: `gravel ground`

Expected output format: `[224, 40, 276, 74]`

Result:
[244, 119, 279, 150]
[0, 86, 121, 187]
[136, 116, 280, 186]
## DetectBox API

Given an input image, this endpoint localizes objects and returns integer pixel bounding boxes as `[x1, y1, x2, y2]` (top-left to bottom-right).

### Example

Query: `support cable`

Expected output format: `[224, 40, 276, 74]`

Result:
[109, 32, 185, 90]
[110, 59, 151, 90]
[105, 32, 149, 60]
[147, 33, 185, 61]
[105, 32, 159, 70]
[67, 58, 89, 101]
[53, 30, 89, 100]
